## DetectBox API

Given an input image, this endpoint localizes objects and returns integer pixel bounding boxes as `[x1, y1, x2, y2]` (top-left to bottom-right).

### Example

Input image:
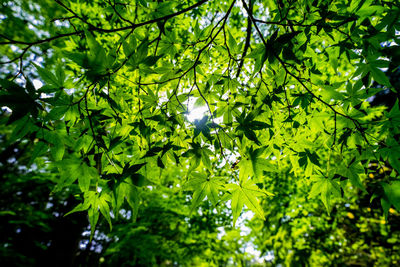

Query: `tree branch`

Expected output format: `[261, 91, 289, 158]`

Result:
[236, 0, 252, 78]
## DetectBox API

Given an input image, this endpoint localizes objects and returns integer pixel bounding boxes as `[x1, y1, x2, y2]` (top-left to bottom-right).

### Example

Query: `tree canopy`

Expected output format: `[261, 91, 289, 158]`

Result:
[1, 0, 400, 265]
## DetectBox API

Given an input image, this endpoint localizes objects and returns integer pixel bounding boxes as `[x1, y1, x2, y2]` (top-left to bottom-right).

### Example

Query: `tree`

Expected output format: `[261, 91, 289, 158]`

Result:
[1, 0, 400, 264]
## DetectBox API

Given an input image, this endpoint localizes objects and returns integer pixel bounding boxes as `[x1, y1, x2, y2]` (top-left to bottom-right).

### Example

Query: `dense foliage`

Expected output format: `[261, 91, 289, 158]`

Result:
[1, 0, 400, 265]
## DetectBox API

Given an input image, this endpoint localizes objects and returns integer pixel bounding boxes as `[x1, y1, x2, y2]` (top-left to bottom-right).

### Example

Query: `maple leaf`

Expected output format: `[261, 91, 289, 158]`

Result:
[226, 178, 273, 227]
[184, 172, 224, 213]
[239, 147, 270, 182]
[309, 175, 341, 213]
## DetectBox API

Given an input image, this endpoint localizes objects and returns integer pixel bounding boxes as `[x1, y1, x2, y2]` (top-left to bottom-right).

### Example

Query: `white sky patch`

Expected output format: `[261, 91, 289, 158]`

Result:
[32, 79, 43, 89]
[236, 0, 248, 18]
[54, 19, 70, 27]
[379, 67, 389, 72]
[1, 106, 12, 113]
[186, 106, 208, 122]
[185, 97, 208, 122]
[15, 78, 24, 84]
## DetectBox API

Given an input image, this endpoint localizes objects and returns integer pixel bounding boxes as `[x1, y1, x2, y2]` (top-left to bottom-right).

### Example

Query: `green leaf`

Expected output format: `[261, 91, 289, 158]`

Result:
[184, 172, 224, 212]
[123, 34, 137, 57]
[63, 51, 87, 68]
[381, 196, 391, 220]
[88, 205, 100, 241]
[122, 163, 147, 179]
[64, 202, 90, 217]
[138, 0, 147, 7]
[342, 161, 367, 193]
[382, 181, 400, 211]
[136, 38, 149, 62]
[28, 141, 48, 165]
[98, 193, 112, 230]
[32, 63, 63, 88]
[55, 62, 66, 84]
[246, 44, 265, 59]
[239, 147, 269, 182]
[47, 105, 69, 120]
[274, 31, 301, 46]
[113, 181, 140, 221]
[85, 30, 107, 73]
[142, 55, 162, 66]
[230, 185, 244, 227]
[201, 148, 212, 170]
[50, 140, 64, 162]
[370, 67, 391, 87]
[387, 99, 400, 119]
[227, 178, 270, 227]
[309, 176, 340, 213]
[157, 156, 165, 168]
[227, 30, 237, 53]
[79, 164, 98, 192]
